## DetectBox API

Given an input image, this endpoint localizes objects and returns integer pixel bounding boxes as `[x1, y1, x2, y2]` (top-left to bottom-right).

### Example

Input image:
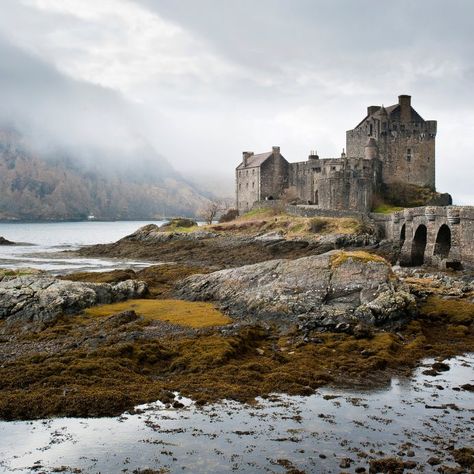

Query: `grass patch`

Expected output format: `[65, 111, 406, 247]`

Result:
[330, 250, 389, 268]
[84, 299, 232, 328]
[372, 203, 404, 214]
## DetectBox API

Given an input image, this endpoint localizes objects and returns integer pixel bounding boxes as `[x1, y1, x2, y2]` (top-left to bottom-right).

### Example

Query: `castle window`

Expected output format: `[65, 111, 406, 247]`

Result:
[252, 181, 255, 188]
[331, 166, 336, 171]
[427, 156, 430, 162]
[252, 169, 255, 174]
[239, 183, 241, 190]
[406, 148, 412, 162]
[314, 190, 319, 205]
[312, 167, 321, 173]
[369, 124, 373, 136]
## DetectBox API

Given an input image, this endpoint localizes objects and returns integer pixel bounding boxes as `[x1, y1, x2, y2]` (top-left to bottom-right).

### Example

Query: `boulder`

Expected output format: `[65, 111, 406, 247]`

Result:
[176, 250, 416, 331]
[0, 276, 148, 323]
[0, 236, 15, 245]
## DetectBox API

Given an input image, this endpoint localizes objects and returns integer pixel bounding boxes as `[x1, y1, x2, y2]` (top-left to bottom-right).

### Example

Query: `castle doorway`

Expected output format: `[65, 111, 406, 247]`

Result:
[314, 190, 319, 206]
[433, 224, 451, 260]
[400, 224, 406, 246]
[410, 224, 427, 266]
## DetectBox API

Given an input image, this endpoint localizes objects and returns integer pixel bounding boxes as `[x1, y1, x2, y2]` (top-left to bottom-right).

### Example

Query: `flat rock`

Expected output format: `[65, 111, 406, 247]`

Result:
[0, 276, 148, 323]
[176, 250, 416, 331]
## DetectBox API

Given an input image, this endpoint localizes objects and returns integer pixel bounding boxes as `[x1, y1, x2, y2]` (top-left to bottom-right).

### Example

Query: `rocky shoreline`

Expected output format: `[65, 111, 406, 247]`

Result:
[0, 218, 472, 428]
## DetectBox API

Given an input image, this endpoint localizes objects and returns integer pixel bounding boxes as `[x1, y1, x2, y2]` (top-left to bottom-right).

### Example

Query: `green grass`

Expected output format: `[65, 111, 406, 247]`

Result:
[372, 203, 404, 214]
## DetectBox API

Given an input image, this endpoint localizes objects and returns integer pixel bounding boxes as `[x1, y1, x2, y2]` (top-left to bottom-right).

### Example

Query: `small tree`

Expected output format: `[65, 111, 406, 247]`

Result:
[198, 201, 221, 224]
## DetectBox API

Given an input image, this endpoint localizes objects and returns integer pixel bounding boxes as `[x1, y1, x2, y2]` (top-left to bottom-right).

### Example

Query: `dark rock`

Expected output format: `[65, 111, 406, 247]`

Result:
[432, 362, 450, 372]
[103, 310, 139, 329]
[0, 236, 15, 245]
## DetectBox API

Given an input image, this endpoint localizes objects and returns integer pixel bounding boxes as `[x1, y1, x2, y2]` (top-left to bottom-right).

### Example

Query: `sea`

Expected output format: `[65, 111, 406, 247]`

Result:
[0, 221, 166, 273]
[0, 221, 472, 473]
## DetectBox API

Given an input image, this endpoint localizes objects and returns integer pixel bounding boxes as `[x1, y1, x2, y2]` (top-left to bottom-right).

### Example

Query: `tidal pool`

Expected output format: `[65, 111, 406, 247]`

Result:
[0, 355, 472, 473]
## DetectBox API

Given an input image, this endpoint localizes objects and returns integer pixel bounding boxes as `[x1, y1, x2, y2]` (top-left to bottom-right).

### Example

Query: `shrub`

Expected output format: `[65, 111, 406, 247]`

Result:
[218, 208, 239, 223]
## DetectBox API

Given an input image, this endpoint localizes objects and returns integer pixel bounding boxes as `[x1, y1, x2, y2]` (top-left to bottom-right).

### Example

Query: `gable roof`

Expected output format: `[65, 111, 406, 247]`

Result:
[354, 103, 425, 129]
[236, 151, 273, 169]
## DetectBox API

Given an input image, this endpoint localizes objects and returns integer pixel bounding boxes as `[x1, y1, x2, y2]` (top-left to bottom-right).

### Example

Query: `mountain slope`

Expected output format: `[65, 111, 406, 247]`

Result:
[0, 128, 208, 220]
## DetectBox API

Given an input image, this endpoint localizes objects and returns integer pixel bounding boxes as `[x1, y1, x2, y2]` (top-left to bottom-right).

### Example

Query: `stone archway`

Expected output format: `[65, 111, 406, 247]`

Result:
[400, 224, 406, 246]
[433, 224, 451, 260]
[410, 224, 427, 266]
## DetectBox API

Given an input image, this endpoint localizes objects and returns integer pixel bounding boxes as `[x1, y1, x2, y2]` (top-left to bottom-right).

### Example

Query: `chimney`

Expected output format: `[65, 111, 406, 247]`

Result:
[272, 146, 280, 155]
[242, 151, 253, 167]
[398, 95, 412, 122]
[367, 106, 379, 116]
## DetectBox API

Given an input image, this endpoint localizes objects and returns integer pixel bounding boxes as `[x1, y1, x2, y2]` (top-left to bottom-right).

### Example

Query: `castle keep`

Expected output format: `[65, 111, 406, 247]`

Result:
[236, 95, 437, 213]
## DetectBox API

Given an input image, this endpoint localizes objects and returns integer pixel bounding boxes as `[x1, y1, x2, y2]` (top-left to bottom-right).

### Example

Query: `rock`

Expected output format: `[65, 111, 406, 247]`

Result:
[0, 236, 15, 245]
[160, 218, 197, 229]
[254, 231, 285, 242]
[122, 224, 217, 243]
[0, 276, 147, 323]
[176, 250, 416, 331]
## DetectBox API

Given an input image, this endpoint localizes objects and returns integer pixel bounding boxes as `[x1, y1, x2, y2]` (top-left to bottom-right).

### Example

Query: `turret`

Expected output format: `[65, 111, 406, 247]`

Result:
[364, 137, 378, 160]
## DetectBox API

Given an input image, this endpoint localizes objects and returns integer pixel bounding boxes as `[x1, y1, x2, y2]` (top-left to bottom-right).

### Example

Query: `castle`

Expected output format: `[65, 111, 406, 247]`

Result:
[236, 95, 437, 213]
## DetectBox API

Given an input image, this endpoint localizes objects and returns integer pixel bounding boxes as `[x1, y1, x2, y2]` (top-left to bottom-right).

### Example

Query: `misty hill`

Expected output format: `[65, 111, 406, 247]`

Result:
[0, 128, 209, 220]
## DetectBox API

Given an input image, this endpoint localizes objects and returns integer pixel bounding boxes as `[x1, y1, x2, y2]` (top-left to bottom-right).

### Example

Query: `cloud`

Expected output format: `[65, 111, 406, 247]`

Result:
[0, 0, 473, 202]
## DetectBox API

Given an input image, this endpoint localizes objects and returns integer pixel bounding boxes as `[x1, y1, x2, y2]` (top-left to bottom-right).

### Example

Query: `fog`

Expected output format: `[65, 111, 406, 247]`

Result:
[1, 0, 473, 202]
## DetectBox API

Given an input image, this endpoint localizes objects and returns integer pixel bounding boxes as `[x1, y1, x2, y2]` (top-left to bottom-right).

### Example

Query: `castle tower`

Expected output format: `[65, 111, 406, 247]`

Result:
[346, 95, 437, 189]
[364, 137, 378, 160]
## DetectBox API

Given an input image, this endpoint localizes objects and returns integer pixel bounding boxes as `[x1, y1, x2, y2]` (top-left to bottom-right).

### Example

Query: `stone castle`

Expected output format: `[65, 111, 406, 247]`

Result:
[236, 95, 437, 213]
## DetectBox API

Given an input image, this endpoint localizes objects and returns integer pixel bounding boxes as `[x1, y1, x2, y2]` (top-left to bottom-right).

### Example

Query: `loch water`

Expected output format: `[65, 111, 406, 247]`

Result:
[0, 221, 166, 273]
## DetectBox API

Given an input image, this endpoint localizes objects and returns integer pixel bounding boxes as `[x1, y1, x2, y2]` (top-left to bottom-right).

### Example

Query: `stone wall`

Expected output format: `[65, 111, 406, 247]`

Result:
[346, 97, 437, 189]
[260, 148, 289, 200]
[252, 200, 366, 219]
[236, 165, 261, 213]
[288, 157, 379, 212]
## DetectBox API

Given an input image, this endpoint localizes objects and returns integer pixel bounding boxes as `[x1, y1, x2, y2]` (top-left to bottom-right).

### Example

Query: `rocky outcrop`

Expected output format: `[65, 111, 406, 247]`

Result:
[123, 224, 217, 243]
[0, 276, 147, 324]
[176, 251, 416, 332]
[0, 237, 14, 245]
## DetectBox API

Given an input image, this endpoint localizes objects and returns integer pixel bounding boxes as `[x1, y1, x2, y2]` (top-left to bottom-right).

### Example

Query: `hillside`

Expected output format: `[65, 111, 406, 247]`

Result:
[0, 128, 209, 220]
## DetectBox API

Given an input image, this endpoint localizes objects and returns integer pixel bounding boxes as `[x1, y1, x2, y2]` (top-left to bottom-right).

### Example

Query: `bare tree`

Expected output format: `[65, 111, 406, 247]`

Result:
[198, 201, 221, 224]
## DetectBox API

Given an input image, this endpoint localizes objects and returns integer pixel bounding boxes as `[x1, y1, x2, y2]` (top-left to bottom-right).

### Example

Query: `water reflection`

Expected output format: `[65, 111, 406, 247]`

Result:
[0, 355, 472, 473]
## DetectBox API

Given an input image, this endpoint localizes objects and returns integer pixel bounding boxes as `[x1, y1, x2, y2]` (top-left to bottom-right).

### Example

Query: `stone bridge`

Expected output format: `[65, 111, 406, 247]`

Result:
[374, 206, 474, 270]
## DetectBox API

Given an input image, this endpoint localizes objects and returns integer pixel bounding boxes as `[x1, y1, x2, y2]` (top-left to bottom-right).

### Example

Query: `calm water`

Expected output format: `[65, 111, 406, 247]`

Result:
[0, 355, 472, 473]
[0, 221, 166, 273]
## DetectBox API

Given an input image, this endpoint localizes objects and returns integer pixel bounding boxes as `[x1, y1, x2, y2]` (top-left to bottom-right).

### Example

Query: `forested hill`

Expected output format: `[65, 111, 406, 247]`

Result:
[0, 128, 209, 220]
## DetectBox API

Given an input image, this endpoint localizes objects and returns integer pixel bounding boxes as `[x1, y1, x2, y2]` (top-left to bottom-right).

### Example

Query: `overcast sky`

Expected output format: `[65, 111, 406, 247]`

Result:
[1, 0, 473, 202]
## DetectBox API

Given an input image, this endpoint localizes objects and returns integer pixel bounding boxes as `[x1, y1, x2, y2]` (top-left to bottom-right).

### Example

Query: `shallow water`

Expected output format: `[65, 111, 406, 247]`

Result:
[0, 354, 472, 473]
[0, 221, 166, 273]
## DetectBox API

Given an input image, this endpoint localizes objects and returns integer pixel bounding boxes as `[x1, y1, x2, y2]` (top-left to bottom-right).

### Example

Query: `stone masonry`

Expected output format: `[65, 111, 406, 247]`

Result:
[236, 95, 437, 213]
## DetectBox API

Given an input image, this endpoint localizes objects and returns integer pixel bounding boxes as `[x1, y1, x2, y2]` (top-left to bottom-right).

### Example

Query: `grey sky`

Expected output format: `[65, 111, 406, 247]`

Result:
[0, 0, 473, 202]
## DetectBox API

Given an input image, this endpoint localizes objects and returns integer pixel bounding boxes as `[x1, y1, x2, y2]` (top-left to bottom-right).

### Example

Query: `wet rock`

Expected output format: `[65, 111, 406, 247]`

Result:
[0, 236, 15, 245]
[432, 362, 450, 372]
[460, 383, 474, 392]
[176, 250, 416, 331]
[0, 276, 148, 323]
[427, 456, 441, 466]
[369, 457, 405, 474]
[339, 458, 352, 468]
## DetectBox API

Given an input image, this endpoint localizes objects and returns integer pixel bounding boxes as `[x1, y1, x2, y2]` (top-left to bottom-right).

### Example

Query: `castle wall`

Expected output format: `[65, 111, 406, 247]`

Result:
[260, 150, 289, 200]
[236, 166, 261, 212]
[289, 157, 379, 212]
[346, 113, 436, 189]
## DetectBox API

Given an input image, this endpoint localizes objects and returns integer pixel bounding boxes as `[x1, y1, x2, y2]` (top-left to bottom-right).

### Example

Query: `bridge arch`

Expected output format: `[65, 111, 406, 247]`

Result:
[433, 224, 451, 260]
[410, 224, 427, 266]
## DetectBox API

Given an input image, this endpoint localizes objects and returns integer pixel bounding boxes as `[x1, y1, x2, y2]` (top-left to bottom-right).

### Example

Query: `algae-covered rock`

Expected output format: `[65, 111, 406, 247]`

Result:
[176, 250, 416, 331]
[0, 276, 148, 323]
